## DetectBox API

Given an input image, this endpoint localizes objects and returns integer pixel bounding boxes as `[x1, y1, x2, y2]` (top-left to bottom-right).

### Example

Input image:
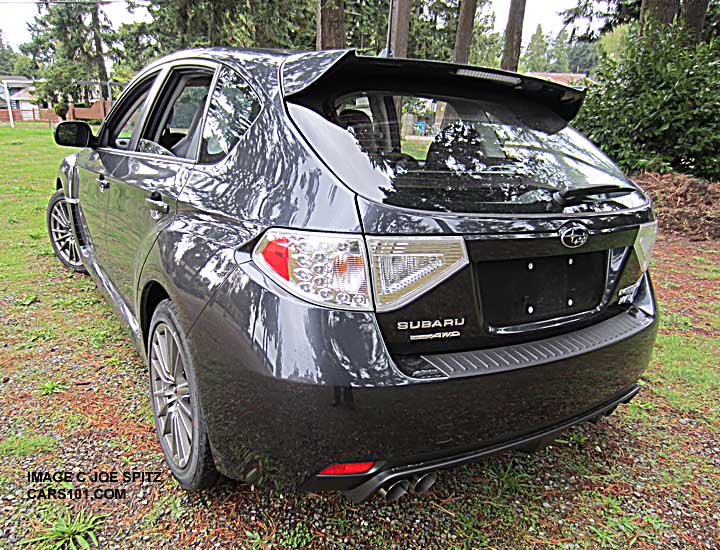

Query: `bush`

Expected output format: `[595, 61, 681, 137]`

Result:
[574, 24, 720, 179]
[633, 172, 720, 239]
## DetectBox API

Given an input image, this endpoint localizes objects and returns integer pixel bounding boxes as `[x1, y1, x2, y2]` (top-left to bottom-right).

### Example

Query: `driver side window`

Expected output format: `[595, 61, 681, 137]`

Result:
[107, 75, 157, 150]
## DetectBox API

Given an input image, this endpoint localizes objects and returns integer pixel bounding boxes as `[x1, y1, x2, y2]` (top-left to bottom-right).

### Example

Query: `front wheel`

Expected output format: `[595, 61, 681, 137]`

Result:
[47, 189, 86, 273]
[148, 300, 217, 490]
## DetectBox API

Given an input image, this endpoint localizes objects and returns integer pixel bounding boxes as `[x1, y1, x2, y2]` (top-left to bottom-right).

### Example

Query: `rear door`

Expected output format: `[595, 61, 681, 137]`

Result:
[101, 62, 216, 315]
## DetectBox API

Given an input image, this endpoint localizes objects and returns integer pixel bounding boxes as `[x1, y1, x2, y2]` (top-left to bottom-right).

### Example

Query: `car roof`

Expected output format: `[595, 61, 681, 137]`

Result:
[137, 48, 585, 122]
[139, 47, 345, 97]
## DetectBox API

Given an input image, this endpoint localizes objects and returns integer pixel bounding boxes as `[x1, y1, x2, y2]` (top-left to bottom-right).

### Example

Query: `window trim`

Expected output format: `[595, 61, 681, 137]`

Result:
[190, 66, 221, 162]
[98, 59, 220, 165]
[97, 58, 265, 166]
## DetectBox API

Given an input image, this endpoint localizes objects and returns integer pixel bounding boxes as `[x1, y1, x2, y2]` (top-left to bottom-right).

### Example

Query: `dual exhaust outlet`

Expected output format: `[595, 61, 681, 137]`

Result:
[377, 471, 438, 502]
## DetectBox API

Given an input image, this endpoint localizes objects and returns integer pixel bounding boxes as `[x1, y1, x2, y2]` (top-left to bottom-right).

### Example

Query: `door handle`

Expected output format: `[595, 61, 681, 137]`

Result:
[145, 195, 169, 217]
[96, 176, 110, 191]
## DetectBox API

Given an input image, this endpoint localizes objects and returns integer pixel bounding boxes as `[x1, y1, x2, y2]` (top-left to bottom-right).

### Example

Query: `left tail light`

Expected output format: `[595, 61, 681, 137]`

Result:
[366, 236, 468, 312]
[253, 228, 372, 311]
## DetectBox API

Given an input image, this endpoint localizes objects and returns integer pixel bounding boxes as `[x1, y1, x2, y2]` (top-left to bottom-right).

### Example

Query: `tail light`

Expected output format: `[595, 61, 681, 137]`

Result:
[634, 221, 657, 272]
[366, 236, 468, 312]
[254, 230, 469, 312]
[253, 228, 372, 311]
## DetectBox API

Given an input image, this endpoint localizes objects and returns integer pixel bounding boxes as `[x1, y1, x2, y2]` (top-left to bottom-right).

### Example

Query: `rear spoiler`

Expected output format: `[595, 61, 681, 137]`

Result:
[281, 50, 586, 123]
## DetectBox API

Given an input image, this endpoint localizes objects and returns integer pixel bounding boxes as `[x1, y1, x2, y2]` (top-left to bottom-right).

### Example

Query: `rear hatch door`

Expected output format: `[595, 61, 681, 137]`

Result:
[283, 52, 654, 357]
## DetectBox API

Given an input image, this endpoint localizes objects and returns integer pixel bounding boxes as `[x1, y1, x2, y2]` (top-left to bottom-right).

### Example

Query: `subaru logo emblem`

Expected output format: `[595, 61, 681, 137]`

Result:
[559, 223, 589, 248]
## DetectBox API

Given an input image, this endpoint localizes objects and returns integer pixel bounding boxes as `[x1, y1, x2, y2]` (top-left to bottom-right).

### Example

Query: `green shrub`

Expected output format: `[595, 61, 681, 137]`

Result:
[574, 24, 720, 179]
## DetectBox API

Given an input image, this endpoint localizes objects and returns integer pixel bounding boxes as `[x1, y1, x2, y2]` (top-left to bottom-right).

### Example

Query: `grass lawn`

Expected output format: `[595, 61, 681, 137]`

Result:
[0, 122, 718, 549]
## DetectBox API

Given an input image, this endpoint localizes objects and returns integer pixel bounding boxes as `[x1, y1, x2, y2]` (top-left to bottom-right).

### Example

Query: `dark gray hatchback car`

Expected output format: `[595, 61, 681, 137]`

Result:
[48, 48, 658, 502]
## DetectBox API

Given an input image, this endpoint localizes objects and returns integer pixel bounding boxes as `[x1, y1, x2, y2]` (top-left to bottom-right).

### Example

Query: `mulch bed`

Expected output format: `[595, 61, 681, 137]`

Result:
[634, 172, 720, 240]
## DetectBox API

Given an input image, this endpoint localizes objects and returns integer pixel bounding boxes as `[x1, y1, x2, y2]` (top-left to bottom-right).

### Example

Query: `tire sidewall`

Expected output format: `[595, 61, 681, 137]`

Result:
[148, 300, 207, 488]
[47, 189, 86, 273]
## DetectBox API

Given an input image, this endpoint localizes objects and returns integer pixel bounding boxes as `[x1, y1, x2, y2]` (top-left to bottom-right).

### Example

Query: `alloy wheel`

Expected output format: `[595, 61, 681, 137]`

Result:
[150, 322, 194, 469]
[49, 198, 82, 268]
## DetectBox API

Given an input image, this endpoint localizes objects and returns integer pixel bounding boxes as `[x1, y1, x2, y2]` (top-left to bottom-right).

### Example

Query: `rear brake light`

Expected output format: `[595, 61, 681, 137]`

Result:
[253, 228, 372, 311]
[634, 221, 657, 272]
[318, 461, 375, 475]
[261, 237, 290, 280]
[366, 236, 469, 312]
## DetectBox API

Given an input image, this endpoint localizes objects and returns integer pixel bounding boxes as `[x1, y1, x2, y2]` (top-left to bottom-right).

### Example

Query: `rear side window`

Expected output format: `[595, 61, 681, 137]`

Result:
[200, 67, 261, 163]
[139, 68, 213, 160]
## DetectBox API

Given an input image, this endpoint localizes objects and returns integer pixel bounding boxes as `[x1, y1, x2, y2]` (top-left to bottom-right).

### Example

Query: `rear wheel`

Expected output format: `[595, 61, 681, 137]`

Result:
[148, 299, 217, 490]
[47, 189, 86, 273]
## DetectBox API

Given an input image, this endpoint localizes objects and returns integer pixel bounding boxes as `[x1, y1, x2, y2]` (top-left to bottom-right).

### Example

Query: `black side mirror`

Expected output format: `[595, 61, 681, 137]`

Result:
[54, 121, 96, 148]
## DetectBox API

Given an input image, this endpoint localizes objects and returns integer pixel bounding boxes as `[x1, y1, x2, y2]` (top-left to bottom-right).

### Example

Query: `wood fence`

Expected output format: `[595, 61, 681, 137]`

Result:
[0, 99, 110, 123]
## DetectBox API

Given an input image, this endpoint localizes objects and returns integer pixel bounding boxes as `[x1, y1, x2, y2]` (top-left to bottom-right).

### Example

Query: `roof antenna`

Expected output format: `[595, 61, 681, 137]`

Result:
[379, 0, 394, 57]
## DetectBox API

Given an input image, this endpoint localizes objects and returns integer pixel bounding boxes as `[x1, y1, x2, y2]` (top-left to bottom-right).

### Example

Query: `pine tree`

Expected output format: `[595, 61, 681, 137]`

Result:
[20, 3, 113, 106]
[345, 0, 390, 55]
[408, 0, 461, 62]
[469, 6, 503, 67]
[521, 24, 549, 72]
[0, 31, 18, 74]
[549, 29, 570, 72]
[567, 40, 599, 73]
[317, 0, 345, 49]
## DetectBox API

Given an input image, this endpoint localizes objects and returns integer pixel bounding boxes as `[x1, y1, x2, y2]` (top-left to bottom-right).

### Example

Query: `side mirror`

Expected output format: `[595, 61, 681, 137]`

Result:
[54, 121, 96, 148]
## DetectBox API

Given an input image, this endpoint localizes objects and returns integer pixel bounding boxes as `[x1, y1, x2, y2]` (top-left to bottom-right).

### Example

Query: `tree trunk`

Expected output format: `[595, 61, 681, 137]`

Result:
[390, 0, 411, 57]
[178, 0, 190, 47]
[316, 0, 345, 50]
[644, 0, 680, 25]
[453, 0, 478, 64]
[681, 0, 709, 42]
[501, 0, 526, 72]
[90, 5, 109, 99]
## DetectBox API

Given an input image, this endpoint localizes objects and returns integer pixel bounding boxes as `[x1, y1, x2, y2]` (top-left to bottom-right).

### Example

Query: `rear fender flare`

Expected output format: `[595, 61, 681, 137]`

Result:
[136, 211, 263, 352]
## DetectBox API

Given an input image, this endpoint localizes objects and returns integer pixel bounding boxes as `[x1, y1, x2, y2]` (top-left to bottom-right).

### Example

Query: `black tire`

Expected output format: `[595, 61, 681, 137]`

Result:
[148, 299, 217, 490]
[46, 189, 87, 273]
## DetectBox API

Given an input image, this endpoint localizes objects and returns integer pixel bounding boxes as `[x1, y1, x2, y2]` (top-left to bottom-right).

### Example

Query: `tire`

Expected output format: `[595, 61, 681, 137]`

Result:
[148, 299, 217, 490]
[46, 189, 86, 273]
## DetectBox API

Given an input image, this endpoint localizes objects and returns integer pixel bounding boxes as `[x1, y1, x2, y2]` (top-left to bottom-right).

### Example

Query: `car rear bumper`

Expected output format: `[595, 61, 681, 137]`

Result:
[318, 383, 640, 502]
[188, 264, 657, 496]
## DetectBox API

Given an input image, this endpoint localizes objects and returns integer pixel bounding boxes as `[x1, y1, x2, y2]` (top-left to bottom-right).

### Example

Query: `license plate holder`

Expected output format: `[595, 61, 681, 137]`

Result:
[477, 251, 607, 327]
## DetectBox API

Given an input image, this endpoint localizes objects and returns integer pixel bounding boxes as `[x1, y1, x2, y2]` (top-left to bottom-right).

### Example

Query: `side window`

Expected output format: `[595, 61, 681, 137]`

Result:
[200, 67, 261, 163]
[138, 68, 213, 160]
[107, 75, 156, 150]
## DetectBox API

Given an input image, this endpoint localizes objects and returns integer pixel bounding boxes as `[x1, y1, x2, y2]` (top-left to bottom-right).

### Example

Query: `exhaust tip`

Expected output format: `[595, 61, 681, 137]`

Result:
[378, 479, 409, 502]
[411, 472, 437, 494]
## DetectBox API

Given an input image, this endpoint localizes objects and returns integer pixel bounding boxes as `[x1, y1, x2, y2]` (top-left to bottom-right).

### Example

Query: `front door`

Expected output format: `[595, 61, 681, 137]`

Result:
[79, 72, 159, 273]
[75, 148, 110, 262]
[101, 65, 215, 315]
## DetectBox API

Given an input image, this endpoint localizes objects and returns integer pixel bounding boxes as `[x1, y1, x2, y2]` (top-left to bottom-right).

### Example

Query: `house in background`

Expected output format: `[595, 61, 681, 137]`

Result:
[0, 75, 35, 109]
[0, 74, 60, 123]
[527, 72, 590, 88]
[0, 74, 117, 123]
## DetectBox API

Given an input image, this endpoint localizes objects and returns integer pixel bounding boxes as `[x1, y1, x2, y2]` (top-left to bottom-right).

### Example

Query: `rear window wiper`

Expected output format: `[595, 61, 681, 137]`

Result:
[552, 184, 635, 207]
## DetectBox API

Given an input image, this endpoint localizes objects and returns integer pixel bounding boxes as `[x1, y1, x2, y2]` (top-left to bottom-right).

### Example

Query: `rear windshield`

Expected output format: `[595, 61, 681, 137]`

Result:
[288, 90, 646, 214]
